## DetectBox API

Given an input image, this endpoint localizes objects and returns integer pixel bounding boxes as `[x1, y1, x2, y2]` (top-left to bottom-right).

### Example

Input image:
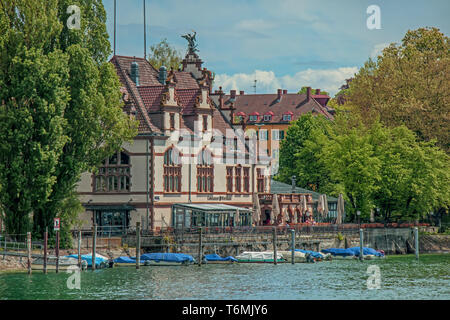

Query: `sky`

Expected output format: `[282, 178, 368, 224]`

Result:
[103, 0, 450, 96]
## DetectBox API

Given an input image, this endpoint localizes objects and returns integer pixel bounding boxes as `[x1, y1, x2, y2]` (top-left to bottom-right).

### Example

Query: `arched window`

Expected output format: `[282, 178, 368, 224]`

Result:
[94, 151, 131, 192]
[197, 149, 214, 193]
[164, 148, 181, 193]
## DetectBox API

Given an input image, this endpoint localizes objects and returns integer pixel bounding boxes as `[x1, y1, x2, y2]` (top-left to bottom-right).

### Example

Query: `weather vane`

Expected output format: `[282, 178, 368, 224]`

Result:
[181, 30, 199, 54]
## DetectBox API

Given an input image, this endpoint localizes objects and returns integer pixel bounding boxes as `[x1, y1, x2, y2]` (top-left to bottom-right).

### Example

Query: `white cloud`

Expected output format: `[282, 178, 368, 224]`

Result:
[214, 67, 358, 96]
[370, 43, 390, 59]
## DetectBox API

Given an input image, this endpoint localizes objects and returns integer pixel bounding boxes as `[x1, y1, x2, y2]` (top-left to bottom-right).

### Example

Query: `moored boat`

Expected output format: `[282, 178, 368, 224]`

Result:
[140, 253, 195, 266]
[65, 254, 112, 269]
[203, 253, 238, 264]
[278, 250, 308, 263]
[235, 251, 285, 263]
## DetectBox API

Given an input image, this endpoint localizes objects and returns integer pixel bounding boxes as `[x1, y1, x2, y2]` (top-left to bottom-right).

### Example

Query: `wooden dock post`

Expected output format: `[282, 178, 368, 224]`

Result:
[136, 222, 141, 269]
[359, 228, 364, 262]
[55, 229, 60, 273]
[273, 227, 277, 265]
[77, 230, 82, 269]
[414, 227, 419, 260]
[291, 229, 295, 265]
[92, 225, 97, 271]
[198, 227, 203, 266]
[27, 232, 32, 275]
[43, 228, 48, 274]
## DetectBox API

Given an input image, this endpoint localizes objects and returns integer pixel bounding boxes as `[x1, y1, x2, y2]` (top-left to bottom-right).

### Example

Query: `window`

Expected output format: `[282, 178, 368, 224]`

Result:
[259, 129, 268, 141]
[235, 167, 241, 192]
[170, 113, 175, 130]
[257, 168, 265, 193]
[197, 149, 214, 193]
[280, 130, 285, 140]
[164, 148, 182, 193]
[272, 129, 279, 140]
[249, 115, 258, 122]
[263, 115, 272, 122]
[202, 115, 208, 131]
[243, 167, 250, 193]
[94, 151, 131, 192]
[226, 167, 233, 193]
[283, 114, 292, 121]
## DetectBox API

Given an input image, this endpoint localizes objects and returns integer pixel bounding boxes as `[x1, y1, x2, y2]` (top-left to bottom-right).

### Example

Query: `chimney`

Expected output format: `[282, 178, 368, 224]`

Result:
[130, 60, 140, 86]
[219, 86, 224, 109]
[283, 89, 287, 95]
[306, 87, 311, 101]
[316, 89, 321, 95]
[230, 90, 236, 100]
[240, 90, 245, 95]
[277, 89, 282, 100]
[158, 66, 167, 85]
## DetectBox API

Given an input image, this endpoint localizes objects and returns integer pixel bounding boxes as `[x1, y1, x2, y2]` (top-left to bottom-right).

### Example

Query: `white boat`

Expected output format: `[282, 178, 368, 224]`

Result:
[278, 250, 308, 263]
[235, 251, 286, 263]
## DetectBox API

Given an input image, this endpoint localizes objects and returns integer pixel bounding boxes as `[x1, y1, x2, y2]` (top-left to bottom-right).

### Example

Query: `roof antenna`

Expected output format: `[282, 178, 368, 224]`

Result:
[252, 77, 257, 94]
[143, 0, 147, 59]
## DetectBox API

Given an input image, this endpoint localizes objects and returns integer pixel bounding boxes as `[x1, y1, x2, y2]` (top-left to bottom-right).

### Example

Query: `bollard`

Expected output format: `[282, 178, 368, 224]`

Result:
[27, 232, 32, 275]
[136, 222, 141, 269]
[43, 228, 48, 274]
[359, 228, 364, 262]
[273, 227, 278, 265]
[56, 230, 60, 273]
[198, 227, 203, 266]
[291, 229, 295, 265]
[414, 227, 419, 260]
[77, 230, 82, 269]
[92, 225, 97, 271]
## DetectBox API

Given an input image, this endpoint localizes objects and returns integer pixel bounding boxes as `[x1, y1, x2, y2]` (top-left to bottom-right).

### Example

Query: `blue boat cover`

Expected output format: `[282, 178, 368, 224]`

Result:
[321, 248, 355, 257]
[348, 247, 385, 257]
[204, 253, 238, 262]
[294, 249, 324, 259]
[65, 254, 108, 267]
[140, 253, 194, 263]
[113, 256, 136, 264]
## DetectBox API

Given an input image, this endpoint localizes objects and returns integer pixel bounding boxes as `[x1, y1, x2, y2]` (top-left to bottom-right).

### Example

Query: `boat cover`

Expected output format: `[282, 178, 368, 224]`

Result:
[140, 253, 194, 263]
[113, 256, 136, 264]
[236, 251, 284, 261]
[321, 248, 355, 257]
[204, 253, 238, 262]
[348, 247, 385, 257]
[65, 254, 108, 267]
[294, 249, 324, 259]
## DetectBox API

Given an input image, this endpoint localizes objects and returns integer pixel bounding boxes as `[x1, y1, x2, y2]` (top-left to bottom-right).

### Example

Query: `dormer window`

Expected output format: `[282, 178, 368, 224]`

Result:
[263, 115, 272, 122]
[283, 114, 292, 121]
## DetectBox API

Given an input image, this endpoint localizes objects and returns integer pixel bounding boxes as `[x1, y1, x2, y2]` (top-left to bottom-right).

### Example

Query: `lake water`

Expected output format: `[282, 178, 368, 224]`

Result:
[0, 254, 448, 300]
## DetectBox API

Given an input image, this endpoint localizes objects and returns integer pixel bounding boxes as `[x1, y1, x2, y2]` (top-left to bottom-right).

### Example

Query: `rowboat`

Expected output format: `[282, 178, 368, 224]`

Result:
[235, 251, 286, 263]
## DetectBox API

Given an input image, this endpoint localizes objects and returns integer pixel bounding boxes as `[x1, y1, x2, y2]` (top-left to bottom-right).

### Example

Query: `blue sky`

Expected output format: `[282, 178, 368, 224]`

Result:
[104, 0, 450, 96]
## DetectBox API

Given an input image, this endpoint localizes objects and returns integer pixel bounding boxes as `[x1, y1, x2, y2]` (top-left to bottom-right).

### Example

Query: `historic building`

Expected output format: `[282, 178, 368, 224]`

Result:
[75, 40, 271, 233]
[210, 87, 334, 173]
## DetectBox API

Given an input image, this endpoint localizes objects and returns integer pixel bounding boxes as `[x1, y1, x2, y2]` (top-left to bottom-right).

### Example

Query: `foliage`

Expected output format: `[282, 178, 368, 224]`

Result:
[0, 0, 137, 238]
[345, 27, 450, 152]
[148, 38, 183, 71]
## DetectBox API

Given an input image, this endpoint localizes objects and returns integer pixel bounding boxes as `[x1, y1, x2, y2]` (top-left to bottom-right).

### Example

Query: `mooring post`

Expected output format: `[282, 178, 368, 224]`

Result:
[198, 227, 203, 266]
[92, 225, 97, 271]
[56, 229, 60, 273]
[136, 222, 141, 269]
[273, 227, 277, 265]
[77, 230, 82, 269]
[291, 229, 295, 265]
[414, 227, 419, 260]
[27, 232, 32, 275]
[43, 228, 48, 274]
[359, 228, 364, 262]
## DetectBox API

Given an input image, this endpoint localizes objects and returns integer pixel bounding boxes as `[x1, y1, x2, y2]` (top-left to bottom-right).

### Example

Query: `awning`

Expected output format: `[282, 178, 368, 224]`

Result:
[172, 203, 251, 214]
[83, 204, 136, 211]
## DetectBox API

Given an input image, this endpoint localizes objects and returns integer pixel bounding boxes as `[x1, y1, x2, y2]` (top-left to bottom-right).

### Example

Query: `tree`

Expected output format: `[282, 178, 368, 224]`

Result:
[346, 27, 450, 152]
[0, 0, 137, 242]
[277, 113, 332, 192]
[148, 38, 183, 71]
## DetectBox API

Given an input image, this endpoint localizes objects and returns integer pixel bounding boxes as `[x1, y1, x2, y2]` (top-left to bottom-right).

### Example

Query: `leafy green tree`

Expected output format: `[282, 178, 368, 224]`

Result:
[148, 38, 183, 71]
[0, 0, 137, 243]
